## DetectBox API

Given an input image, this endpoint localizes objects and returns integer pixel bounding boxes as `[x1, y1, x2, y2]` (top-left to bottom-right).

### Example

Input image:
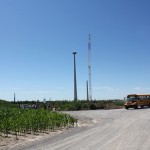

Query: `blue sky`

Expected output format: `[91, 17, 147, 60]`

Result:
[0, 0, 150, 101]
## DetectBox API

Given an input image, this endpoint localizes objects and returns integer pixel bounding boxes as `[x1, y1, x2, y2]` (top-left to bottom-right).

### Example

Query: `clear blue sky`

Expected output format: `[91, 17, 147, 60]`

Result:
[0, 0, 150, 101]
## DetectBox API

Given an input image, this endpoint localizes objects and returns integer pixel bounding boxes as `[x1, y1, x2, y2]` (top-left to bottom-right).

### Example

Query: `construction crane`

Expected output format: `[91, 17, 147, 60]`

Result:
[88, 34, 92, 100]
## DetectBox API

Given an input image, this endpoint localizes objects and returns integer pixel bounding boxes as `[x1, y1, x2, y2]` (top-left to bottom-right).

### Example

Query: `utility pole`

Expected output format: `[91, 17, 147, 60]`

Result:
[72, 51, 77, 101]
[88, 34, 92, 100]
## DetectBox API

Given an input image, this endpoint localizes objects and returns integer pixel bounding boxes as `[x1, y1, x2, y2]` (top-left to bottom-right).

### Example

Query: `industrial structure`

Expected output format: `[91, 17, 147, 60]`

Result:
[86, 80, 89, 101]
[88, 34, 92, 100]
[72, 51, 77, 101]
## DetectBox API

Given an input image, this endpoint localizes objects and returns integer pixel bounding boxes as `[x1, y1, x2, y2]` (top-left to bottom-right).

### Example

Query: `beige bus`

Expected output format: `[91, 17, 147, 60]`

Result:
[124, 94, 150, 109]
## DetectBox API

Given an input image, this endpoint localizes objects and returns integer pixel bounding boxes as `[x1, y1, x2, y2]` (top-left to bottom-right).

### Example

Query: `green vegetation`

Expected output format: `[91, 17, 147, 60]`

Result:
[0, 107, 77, 139]
[52, 100, 125, 111]
[0, 99, 125, 140]
[0, 99, 14, 107]
[0, 99, 125, 111]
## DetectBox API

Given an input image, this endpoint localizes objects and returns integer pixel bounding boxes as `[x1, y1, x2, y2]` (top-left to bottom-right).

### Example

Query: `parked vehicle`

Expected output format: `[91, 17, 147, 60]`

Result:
[124, 94, 150, 109]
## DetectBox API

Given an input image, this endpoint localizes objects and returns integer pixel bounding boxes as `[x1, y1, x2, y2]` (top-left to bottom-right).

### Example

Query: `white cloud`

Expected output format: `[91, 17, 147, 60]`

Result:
[21, 90, 53, 94]
[133, 87, 142, 90]
[133, 87, 150, 91]
[93, 86, 120, 91]
[12, 88, 22, 91]
[144, 88, 150, 90]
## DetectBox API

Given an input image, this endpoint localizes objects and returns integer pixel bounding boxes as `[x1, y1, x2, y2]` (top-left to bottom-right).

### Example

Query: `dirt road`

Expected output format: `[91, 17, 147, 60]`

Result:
[12, 108, 150, 150]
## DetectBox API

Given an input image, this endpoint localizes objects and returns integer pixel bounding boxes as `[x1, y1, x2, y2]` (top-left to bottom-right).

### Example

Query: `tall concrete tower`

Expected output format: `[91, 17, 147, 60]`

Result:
[72, 51, 77, 101]
[88, 34, 92, 100]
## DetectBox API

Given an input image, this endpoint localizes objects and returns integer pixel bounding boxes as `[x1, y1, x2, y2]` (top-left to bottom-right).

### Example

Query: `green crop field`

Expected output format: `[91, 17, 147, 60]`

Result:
[0, 107, 77, 139]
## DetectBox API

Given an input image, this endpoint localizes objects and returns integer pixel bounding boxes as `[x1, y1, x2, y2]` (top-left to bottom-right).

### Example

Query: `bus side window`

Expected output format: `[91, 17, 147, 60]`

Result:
[147, 96, 150, 100]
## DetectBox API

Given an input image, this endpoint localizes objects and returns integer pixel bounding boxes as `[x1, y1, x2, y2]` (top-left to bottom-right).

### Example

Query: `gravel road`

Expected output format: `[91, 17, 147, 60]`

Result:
[13, 108, 150, 150]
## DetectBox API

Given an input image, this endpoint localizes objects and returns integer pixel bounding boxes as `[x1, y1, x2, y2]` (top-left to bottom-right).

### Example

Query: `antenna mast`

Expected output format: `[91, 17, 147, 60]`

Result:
[88, 34, 92, 100]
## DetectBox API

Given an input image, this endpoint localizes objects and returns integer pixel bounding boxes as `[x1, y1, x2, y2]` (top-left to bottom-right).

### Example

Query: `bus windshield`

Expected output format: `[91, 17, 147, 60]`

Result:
[127, 96, 137, 102]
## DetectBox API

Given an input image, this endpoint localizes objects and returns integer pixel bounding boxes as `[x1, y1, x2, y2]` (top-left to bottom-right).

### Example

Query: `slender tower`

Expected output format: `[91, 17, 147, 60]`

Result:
[86, 80, 89, 101]
[72, 51, 77, 101]
[88, 34, 92, 100]
[14, 93, 16, 104]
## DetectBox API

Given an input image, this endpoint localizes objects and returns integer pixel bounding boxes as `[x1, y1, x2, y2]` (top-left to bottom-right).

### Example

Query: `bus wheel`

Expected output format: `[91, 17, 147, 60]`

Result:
[140, 105, 144, 109]
[134, 105, 138, 109]
[125, 106, 129, 109]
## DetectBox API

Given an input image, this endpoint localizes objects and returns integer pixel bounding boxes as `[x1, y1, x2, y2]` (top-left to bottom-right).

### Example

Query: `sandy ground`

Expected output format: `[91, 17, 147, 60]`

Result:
[0, 130, 64, 150]
[1, 108, 150, 150]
